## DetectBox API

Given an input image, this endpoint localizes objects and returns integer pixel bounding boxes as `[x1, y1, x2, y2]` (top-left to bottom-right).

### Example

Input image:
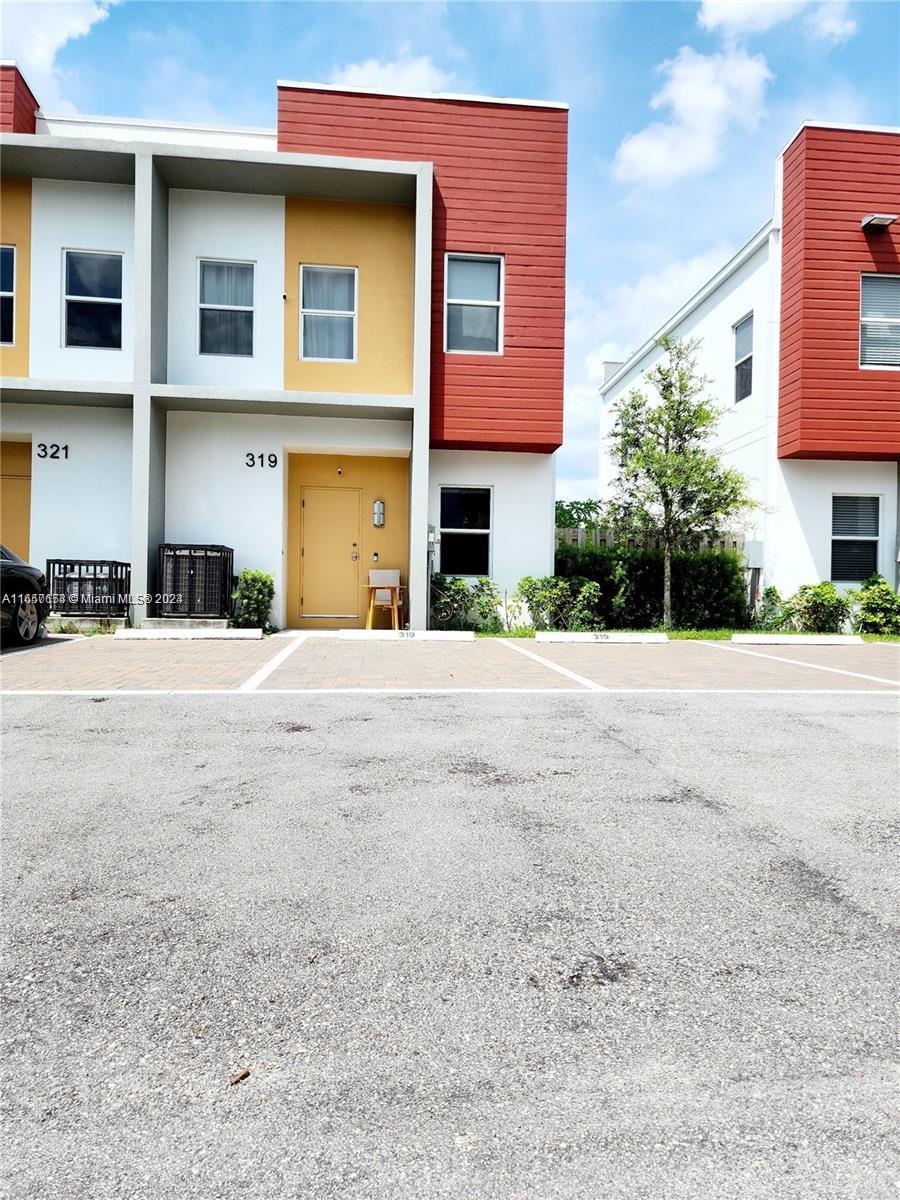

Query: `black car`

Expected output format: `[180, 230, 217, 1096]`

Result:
[0, 545, 50, 645]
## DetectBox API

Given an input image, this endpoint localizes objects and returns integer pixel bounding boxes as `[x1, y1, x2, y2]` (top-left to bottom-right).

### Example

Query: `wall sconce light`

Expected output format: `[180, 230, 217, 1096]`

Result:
[861, 213, 897, 232]
[373, 499, 385, 527]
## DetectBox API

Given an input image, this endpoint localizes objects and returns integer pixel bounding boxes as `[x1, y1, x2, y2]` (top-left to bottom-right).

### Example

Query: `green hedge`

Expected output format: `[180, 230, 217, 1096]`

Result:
[554, 542, 749, 630]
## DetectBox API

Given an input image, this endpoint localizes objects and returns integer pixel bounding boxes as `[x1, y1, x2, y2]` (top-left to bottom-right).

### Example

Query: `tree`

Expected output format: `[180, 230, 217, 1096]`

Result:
[606, 335, 756, 630]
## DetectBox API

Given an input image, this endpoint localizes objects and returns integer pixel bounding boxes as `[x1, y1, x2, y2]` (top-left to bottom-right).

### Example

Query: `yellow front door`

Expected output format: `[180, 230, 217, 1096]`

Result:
[300, 486, 362, 619]
[0, 441, 31, 560]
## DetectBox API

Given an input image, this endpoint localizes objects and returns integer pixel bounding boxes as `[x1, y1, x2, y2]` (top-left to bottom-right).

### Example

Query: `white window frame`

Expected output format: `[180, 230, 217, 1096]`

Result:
[62, 248, 123, 351]
[299, 264, 358, 363]
[831, 493, 881, 582]
[197, 257, 255, 358]
[859, 273, 900, 370]
[733, 311, 753, 402]
[1, 245, 15, 347]
[444, 252, 504, 356]
[438, 484, 493, 578]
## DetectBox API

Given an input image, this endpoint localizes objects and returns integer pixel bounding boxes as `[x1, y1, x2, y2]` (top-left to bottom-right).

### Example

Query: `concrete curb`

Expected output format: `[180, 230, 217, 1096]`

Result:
[731, 634, 864, 646]
[336, 630, 475, 641]
[535, 632, 669, 644]
[114, 629, 263, 640]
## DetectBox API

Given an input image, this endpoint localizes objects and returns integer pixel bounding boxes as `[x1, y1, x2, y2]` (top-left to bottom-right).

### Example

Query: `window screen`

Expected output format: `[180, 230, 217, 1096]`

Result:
[831, 495, 879, 581]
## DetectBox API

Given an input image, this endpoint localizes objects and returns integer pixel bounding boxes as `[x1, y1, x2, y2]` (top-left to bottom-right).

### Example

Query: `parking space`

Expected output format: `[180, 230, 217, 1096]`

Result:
[519, 639, 900, 692]
[1, 632, 898, 694]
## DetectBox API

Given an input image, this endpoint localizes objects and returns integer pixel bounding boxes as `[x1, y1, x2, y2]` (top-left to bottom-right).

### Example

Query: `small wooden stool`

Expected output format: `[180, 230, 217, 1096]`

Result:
[365, 569, 405, 630]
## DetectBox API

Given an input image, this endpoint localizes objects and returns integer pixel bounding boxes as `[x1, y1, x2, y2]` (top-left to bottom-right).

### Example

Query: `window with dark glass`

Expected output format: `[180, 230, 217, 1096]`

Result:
[831, 495, 879, 581]
[199, 260, 254, 357]
[439, 486, 491, 576]
[64, 250, 122, 349]
[734, 313, 752, 401]
[445, 255, 502, 353]
[860, 274, 900, 366]
[1, 246, 14, 345]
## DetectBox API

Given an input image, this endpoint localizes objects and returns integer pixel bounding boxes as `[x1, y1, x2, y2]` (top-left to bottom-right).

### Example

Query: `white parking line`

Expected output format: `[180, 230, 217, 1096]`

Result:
[237, 633, 308, 692]
[498, 639, 606, 690]
[697, 639, 900, 687]
[1, 687, 895, 697]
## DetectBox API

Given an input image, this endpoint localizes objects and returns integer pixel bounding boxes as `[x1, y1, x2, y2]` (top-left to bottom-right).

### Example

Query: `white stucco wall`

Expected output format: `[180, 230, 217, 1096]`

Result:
[428, 449, 556, 598]
[167, 190, 285, 389]
[29, 181, 135, 382]
[769, 459, 898, 596]
[1, 403, 132, 569]
[164, 410, 411, 627]
[600, 238, 772, 514]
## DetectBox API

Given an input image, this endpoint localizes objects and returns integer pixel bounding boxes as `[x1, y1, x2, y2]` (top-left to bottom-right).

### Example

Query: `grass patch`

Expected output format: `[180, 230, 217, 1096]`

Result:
[476, 627, 536, 638]
[860, 633, 900, 643]
[48, 620, 115, 637]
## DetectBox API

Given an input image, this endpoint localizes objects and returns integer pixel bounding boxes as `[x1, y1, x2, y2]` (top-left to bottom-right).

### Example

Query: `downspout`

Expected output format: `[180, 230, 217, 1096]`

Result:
[763, 155, 783, 592]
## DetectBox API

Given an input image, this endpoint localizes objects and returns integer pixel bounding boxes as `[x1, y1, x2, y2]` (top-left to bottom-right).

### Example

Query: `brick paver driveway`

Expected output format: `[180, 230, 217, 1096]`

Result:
[2, 633, 898, 694]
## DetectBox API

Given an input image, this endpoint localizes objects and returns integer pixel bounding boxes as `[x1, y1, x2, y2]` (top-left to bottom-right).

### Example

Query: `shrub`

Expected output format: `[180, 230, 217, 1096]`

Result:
[515, 575, 607, 632]
[782, 581, 850, 634]
[555, 543, 748, 630]
[753, 586, 785, 632]
[232, 568, 276, 630]
[430, 574, 502, 631]
[851, 574, 900, 635]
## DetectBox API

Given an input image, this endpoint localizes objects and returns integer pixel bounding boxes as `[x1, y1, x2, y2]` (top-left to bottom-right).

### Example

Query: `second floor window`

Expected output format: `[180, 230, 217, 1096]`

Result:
[445, 254, 503, 354]
[734, 313, 753, 401]
[860, 274, 900, 366]
[64, 250, 122, 349]
[199, 260, 254, 357]
[0, 246, 13, 345]
[301, 265, 356, 361]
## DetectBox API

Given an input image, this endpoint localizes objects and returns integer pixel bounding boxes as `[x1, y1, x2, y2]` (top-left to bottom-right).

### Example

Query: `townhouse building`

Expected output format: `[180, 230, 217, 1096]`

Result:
[600, 123, 900, 598]
[0, 64, 567, 628]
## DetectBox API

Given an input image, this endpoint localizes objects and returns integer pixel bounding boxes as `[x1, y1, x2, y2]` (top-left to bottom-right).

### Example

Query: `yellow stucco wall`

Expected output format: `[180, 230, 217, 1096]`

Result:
[283, 198, 414, 395]
[286, 453, 410, 629]
[0, 177, 31, 378]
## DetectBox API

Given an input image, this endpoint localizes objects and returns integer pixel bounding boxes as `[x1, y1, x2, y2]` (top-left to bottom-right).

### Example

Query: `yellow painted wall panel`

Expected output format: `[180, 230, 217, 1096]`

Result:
[0, 177, 31, 377]
[283, 198, 414, 395]
[286, 453, 410, 629]
[1, 439, 32, 559]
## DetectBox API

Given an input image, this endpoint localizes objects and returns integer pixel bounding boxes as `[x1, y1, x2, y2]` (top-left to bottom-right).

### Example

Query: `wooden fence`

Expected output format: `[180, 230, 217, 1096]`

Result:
[556, 527, 746, 555]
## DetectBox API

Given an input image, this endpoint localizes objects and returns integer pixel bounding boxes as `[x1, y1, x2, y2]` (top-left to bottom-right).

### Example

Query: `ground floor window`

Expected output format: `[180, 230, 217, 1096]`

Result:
[439, 486, 491, 576]
[831, 495, 879, 581]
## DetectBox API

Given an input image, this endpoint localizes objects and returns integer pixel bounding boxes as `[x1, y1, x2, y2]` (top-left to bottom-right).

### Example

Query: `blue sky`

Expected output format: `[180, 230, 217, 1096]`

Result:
[3, 0, 898, 495]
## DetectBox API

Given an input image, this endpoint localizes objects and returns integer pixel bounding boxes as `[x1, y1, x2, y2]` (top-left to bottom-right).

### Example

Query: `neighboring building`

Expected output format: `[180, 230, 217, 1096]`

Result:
[0, 63, 567, 627]
[599, 123, 900, 598]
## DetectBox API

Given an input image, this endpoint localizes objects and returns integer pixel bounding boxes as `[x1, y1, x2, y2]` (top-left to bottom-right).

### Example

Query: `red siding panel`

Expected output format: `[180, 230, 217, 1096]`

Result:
[779, 126, 900, 460]
[0, 65, 39, 133]
[277, 87, 567, 452]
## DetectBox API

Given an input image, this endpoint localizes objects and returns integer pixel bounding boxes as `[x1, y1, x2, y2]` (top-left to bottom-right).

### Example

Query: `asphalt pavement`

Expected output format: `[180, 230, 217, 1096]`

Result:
[2, 690, 898, 1199]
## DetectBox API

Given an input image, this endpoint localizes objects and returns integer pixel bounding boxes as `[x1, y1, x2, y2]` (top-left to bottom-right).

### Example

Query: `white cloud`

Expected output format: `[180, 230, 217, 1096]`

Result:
[804, 2, 857, 43]
[0, 0, 117, 113]
[329, 47, 455, 95]
[613, 46, 771, 188]
[559, 245, 733, 497]
[698, 0, 857, 43]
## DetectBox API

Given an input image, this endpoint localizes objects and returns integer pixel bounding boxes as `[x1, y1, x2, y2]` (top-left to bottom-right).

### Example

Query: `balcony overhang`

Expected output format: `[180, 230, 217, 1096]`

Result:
[150, 383, 415, 421]
[0, 132, 424, 205]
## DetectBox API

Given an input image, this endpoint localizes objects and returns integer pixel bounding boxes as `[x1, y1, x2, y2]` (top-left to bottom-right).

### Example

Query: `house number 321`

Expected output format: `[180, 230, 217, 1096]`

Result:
[37, 443, 69, 459]
[245, 453, 278, 468]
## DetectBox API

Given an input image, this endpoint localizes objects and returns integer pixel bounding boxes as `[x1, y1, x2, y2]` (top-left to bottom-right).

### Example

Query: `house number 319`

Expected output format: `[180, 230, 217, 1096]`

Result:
[245, 453, 278, 468]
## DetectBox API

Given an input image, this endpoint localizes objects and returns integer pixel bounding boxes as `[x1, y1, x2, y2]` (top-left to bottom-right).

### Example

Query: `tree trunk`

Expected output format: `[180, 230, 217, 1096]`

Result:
[663, 539, 672, 631]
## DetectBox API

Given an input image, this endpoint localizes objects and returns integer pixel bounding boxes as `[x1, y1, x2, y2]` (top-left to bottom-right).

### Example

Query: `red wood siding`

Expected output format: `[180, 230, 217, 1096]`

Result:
[0, 66, 38, 134]
[278, 87, 567, 452]
[779, 126, 900, 460]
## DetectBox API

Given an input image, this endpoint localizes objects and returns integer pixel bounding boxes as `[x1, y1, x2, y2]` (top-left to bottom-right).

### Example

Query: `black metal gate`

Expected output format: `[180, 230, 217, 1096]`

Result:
[158, 545, 234, 618]
[46, 560, 131, 617]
